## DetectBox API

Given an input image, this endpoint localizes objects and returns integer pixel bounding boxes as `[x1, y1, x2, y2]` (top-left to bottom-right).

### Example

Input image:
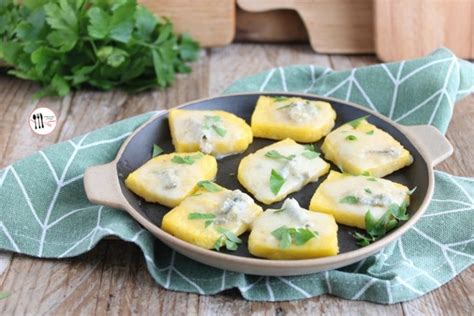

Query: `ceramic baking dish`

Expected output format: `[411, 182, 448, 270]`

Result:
[84, 93, 453, 276]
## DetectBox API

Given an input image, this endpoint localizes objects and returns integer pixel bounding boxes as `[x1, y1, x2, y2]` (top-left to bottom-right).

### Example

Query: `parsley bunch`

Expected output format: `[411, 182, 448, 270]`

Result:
[353, 202, 410, 246]
[0, 0, 200, 98]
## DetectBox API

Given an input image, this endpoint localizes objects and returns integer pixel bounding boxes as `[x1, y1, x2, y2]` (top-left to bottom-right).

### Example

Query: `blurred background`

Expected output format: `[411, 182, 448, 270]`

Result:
[148, 0, 474, 61]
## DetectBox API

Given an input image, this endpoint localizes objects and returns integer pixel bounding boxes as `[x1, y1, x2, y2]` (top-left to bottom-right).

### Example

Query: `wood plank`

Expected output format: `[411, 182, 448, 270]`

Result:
[209, 43, 331, 96]
[235, 8, 308, 43]
[0, 242, 107, 315]
[139, 0, 236, 47]
[374, 0, 474, 61]
[437, 93, 474, 176]
[238, 0, 374, 53]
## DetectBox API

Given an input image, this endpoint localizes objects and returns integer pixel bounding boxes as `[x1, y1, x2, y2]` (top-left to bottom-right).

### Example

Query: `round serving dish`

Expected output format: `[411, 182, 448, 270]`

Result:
[84, 92, 453, 276]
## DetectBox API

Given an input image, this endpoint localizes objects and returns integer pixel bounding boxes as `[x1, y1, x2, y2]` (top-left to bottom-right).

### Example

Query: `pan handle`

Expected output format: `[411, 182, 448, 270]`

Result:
[400, 125, 453, 167]
[84, 162, 127, 210]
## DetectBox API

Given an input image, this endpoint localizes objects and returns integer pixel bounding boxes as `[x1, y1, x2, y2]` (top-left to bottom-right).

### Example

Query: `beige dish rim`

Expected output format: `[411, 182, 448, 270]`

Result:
[97, 92, 440, 270]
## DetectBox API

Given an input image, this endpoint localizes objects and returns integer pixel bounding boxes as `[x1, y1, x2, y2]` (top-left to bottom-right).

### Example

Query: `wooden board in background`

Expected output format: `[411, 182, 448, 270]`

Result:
[374, 0, 474, 61]
[237, 0, 374, 53]
[139, 0, 236, 47]
[236, 8, 308, 42]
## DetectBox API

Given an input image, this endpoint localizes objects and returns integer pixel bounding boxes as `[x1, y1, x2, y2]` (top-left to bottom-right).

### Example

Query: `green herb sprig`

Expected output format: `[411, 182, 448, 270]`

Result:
[188, 212, 215, 228]
[271, 225, 319, 249]
[339, 195, 359, 204]
[171, 153, 203, 165]
[269, 169, 285, 195]
[214, 227, 242, 251]
[203, 115, 226, 137]
[265, 150, 295, 161]
[272, 96, 289, 102]
[353, 202, 409, 246]
[197, 180, 222, 192]
[152, 144, 164, 157]
[0, 0, 200, 98]
[347, 115, 370, 129]
[302, 144, 320, 159]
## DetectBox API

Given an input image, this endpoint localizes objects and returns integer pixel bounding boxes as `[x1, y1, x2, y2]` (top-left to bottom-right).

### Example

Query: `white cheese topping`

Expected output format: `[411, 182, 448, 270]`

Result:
[325, 124, 407, 170]
[324, 175, 408, 220]
[367, 148, 402, 158]
[285, 101, 319, 123]
[155, 168, 180, 190]
[278, 198, 311, 225]
[352, 189, 394, 206]
[279, 155, 311, 183]
[238, 139, 329, 204]
[214, 190, 255, 225]
[199, 133, 214, 154]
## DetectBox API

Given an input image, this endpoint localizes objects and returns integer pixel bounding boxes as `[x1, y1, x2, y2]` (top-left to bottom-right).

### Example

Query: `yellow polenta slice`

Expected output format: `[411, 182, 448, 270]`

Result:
[251, 96, 336, 142]
[248, 198, 339, 259]
[309, 171, 410, 229]
[162, 182, 263, 250]
[169, 109, 253, 158]
[321, 116, 413, 177]
[125, 152, 217, 208]
[238, 138, 330, 205]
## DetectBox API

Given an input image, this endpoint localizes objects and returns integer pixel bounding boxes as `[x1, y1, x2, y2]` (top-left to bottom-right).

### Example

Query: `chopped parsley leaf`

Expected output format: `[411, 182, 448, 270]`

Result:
[270, 169, 285, 195]
[152, 144, 164, 157]
[347, 115, 370, 129]
[197, 180, 222, 192]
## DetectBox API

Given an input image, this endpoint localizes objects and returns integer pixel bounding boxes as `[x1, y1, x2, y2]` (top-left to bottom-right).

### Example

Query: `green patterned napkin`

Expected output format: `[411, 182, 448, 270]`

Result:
[0, 48, 473, 303]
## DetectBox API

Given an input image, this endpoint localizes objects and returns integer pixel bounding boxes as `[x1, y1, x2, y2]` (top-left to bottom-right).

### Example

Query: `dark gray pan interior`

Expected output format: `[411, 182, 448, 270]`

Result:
[117, 93, 429, 257]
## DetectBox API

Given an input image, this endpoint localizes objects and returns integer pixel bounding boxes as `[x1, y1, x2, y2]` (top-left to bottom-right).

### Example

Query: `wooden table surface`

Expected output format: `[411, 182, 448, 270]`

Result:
[0, 44, 472, 315]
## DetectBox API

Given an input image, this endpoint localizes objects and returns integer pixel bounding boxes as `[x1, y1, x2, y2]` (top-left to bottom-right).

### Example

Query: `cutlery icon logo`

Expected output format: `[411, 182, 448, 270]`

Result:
[29, 107, 57, 135]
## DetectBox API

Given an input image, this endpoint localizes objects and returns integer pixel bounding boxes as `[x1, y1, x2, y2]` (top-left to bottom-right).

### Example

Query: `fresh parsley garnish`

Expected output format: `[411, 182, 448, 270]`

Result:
[270, 169, 285, 195]
[171, 153, 203, 165]
[347, 115, 370, 129]
[203, 115, 226, 137]
[276, 103, 296, 110]
[367, 177, 377, 182]
[197, 180, 222, 192]
[188, 213, 216, 220]
[345, 135, 357, 141]
[339, 195, 359, 204]
[364, 188, 372, 194]
[361, 171, 371, 176]
[388, 201, 409, 220]
[353, 203, 409, 246]
[214, 227, 242, 251]
[302, 144, 320, 159]
[152, 144, 164, 157]
[188, 212, 216, 228]
[366, 130, 375, 135]
[273, 96, 290, 102]
[265, 150, 295, 161]
[271, 225, 319, 249]
[0, 0, 200, 98]
[302, 151, 319, 159]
